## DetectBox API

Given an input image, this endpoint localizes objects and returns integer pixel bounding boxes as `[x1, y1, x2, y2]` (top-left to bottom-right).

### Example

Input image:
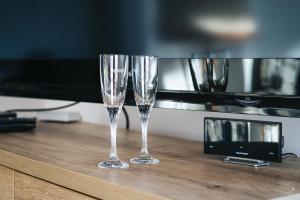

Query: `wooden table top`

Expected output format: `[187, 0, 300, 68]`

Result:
[0, 122, 299, 200]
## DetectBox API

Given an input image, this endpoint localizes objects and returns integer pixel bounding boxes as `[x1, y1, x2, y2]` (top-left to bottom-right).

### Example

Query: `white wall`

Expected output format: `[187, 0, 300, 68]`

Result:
[0, 96, 44, 117]
[1, 96, 300, 155]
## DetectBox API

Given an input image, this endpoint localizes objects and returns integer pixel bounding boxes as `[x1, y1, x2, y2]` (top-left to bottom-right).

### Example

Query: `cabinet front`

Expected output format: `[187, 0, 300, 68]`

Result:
[0, 165, 14, 200]
[14, 172, 97, 200]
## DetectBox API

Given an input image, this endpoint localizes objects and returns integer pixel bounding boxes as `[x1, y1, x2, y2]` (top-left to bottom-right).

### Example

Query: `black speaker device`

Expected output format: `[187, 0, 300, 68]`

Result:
[204, 117, 283, 162]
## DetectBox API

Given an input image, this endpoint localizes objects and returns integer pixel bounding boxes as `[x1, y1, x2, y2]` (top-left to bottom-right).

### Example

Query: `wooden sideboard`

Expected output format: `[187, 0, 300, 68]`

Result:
[0, 122, 299, 200]
[0, 166, 96, 200]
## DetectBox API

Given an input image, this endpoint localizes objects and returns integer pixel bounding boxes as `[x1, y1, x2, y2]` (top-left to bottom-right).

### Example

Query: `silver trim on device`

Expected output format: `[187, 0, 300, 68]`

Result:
[224, 156, 271, 167]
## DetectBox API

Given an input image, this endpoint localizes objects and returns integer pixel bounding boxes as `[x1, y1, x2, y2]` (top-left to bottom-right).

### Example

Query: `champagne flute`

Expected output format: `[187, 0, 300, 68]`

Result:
[98, 54, 129, 169]
[130, 55, 159, 165]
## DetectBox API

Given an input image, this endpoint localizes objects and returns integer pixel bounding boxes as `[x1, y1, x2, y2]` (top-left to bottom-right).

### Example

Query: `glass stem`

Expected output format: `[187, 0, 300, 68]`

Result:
[107, 108, 119, 160]
[109, 120, 118, 159]
[140, 114, 149, 155]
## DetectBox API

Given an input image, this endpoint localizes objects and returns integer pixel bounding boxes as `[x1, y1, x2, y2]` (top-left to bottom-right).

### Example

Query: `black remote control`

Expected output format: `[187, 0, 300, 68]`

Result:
[0, 117, 36, 125]
[0, 123, 36, 133]
[0, 112, 17, 119]
[0, 112, 36, 133]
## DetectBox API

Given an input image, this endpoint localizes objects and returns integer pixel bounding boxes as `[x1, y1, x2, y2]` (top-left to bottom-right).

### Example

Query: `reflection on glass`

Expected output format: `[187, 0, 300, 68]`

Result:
[248, 123, 279, 143]
[206, 58, 229, 92]
[151, 58, 300, 117]
[206, 119, 223, 142]
[224, 59, 300, 95]
[158, 59, 195, 91]
[205, 118, 280, 143]
[189, 58, 211, 91]
[258, 59, 300, 95]
[230, 121, 247, 142]
[158, 58, 300, 96]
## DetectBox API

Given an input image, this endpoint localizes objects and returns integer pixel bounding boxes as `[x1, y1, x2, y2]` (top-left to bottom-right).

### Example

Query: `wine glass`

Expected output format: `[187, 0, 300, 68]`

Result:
[130, 55, 159, 165]
[98, 54, 129, 169]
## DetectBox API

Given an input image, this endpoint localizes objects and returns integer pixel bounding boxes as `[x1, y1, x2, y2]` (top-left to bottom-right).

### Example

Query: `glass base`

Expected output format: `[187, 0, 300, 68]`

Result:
[130, 154, 159, 165]
[97, 158, 129, 169]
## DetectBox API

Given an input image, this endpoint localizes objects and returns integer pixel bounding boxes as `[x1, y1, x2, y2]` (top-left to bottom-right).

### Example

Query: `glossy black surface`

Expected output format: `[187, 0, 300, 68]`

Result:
[154, 58, 300, 117]
[2, 59, 300, 118]
[159, 59, 300, 96]
[0, 59, 100, 102]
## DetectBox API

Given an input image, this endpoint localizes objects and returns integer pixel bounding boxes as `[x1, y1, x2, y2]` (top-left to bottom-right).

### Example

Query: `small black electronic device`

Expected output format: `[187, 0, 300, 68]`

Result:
[0, 122, 36, 133]
[0, 112, 17, 119]
[204, 117, 283, 162]
[0, 117, 36, 125]
[0, 112, 36, 133]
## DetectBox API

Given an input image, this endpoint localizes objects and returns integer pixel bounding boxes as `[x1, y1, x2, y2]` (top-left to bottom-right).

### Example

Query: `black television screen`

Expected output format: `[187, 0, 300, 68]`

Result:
[2, 0, 300, 58]
[0, 59, 100, 102]
[1, 1, 300, 118]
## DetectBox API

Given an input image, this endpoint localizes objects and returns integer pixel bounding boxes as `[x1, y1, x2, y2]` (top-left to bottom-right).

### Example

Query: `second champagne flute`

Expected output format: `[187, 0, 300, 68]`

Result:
[130, 55, 159, 165]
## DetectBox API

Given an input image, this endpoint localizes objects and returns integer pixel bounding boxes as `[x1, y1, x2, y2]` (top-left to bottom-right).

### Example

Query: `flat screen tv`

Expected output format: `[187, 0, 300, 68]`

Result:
[1, 0, 300, 118]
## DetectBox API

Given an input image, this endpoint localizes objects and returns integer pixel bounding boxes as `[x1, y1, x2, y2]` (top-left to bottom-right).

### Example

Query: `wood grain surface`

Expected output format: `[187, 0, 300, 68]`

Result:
[14, 171, 97, 200]
[0, 165, 14, 200]
[0, 122, 299, 200]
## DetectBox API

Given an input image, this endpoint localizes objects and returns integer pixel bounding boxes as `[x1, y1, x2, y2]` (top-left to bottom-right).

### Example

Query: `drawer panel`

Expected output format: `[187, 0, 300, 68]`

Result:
[15, 172, 98, 200]
[0, 165, 14, 200]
